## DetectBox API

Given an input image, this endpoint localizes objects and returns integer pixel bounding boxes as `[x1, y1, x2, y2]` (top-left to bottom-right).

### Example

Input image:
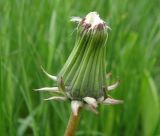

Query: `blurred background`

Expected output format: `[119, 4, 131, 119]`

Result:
[0, 0, 160, 136]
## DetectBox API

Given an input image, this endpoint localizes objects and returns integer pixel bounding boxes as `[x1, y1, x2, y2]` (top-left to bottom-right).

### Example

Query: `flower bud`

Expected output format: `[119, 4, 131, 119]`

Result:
[36, 12, 123, 114]
[58, 12, 108, 100]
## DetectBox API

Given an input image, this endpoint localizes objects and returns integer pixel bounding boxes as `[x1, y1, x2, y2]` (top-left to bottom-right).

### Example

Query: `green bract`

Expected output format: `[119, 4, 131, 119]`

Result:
[58, 19, 108, 100]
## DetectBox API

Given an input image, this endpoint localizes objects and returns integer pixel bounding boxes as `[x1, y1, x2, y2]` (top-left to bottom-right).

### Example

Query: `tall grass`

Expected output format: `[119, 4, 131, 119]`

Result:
[1, 0, 160, 136]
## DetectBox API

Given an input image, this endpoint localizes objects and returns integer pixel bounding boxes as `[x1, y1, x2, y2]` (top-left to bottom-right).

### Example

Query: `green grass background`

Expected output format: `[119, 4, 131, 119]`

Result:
[1, 0, 160, 136]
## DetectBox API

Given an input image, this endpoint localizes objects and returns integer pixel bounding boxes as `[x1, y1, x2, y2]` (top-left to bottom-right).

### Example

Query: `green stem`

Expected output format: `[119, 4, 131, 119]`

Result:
[64, 110, 81, 136]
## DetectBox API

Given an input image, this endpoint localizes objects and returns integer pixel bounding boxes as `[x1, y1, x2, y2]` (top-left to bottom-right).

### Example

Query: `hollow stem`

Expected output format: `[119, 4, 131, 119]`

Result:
[64, 110, 81, 136]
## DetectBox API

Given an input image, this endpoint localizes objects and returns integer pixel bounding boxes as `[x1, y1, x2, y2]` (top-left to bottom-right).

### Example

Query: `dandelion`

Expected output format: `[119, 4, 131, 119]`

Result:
[35, 11, 123, 136]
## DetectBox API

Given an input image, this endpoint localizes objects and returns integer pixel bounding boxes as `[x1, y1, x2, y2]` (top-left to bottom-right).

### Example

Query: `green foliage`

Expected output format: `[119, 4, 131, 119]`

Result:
[0, 0, 160, 136]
